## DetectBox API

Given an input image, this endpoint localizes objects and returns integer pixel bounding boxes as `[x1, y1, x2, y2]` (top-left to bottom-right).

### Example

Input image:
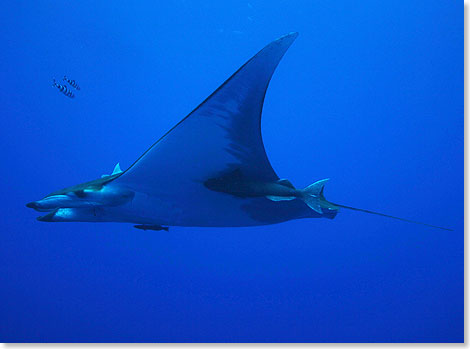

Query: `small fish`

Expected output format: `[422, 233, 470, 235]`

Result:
[134, 224, 169, 232]
[52, 79, 75, 98]
[63, 75, 80, 90]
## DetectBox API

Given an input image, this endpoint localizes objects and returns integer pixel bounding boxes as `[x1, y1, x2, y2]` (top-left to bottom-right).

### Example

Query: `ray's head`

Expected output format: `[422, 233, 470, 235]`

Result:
[26, 174, 134, 218]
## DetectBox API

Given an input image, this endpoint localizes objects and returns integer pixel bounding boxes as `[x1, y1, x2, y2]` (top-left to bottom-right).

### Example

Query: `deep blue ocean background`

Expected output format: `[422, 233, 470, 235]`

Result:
[0, 1, 462, 343]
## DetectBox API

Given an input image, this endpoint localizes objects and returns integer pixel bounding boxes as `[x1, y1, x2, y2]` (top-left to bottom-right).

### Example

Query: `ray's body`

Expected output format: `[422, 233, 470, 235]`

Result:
[28, 33, 451, 231]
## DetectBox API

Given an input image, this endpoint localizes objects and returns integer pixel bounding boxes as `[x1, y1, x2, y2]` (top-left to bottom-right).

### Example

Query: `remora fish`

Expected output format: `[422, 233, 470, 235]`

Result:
[29, 33, 452, 231]
[134, 225, 169, 232]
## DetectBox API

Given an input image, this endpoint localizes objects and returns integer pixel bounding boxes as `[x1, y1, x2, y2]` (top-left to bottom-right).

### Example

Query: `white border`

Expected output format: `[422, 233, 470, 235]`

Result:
[1, 2, 465, 347]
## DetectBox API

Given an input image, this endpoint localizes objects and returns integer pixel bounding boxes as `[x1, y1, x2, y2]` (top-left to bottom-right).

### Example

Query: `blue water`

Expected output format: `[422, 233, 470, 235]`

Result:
[0, 0, 462, 343]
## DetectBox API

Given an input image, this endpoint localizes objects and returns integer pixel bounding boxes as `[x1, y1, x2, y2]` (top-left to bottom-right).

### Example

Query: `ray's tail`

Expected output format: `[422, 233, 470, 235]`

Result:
[301, 179, 453, 231]
[300, 178, 337, 214]
[329, 202, 453, 231]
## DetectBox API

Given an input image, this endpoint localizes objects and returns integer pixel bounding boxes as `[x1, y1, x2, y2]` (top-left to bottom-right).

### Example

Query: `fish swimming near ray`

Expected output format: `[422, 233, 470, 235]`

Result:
[52, 79, 75, 98]
[29, 33, 452, 231]
[134, 224, 169, 232]
[63, 75, 80, 90]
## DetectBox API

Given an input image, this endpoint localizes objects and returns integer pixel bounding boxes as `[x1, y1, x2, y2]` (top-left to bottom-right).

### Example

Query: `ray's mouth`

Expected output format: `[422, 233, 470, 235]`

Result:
[36, 209, 59, 222]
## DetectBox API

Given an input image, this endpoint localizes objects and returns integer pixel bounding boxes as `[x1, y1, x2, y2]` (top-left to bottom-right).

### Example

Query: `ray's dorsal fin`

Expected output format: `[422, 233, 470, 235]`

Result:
[102, 163, 123, 178]
[114, 33, 299, 197]
[112, 163, 122, 175]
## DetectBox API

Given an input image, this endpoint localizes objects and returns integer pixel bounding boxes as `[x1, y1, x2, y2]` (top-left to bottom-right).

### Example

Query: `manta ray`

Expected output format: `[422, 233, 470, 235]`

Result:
[27, 33, 451, 231]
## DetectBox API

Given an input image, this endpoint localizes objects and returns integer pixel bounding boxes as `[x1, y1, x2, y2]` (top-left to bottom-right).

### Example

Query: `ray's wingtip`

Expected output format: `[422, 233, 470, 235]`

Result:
[278, 32, 299, 41]
[268, 32, 298, 50]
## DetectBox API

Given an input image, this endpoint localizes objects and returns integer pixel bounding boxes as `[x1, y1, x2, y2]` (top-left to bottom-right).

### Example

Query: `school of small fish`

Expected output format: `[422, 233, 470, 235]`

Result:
[52, 75, 80, 98]
[63, 75, 80, 90]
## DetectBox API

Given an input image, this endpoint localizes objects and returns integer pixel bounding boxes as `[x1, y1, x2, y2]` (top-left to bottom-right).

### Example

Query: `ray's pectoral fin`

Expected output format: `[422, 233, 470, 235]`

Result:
[203, 168, 245, 196]
[113, 33, 300, 203]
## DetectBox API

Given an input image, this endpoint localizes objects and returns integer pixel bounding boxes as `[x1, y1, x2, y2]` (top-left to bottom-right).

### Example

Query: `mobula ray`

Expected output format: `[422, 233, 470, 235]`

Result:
[27, 33, 451, 231]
